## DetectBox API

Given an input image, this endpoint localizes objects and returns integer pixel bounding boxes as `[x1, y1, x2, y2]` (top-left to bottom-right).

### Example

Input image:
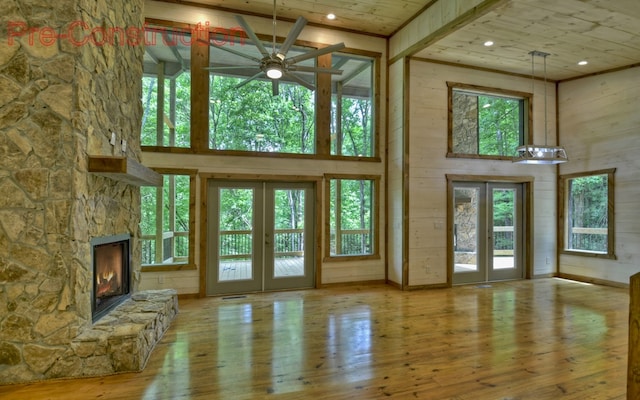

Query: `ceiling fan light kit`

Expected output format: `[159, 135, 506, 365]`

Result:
[513, 50, 568, 165]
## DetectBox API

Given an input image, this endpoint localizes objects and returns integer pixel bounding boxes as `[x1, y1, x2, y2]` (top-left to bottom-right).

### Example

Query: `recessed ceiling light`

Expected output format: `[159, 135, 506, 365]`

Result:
[578, 60, 588, 66]
[327, 13, 336, 20]
[484, 40, 494, 47]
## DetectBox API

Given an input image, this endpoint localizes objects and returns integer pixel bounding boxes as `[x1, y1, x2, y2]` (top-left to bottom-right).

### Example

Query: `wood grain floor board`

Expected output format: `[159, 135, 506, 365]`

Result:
[0, 278, 628, 399]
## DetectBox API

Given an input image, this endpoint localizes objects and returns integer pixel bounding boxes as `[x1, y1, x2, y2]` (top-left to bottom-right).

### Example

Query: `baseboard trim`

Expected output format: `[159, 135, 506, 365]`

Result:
[555, 272, 629, 289]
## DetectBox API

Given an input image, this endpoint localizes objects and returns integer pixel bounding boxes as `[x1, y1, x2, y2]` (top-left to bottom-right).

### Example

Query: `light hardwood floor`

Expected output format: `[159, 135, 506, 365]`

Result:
[0, 278, 629, 399]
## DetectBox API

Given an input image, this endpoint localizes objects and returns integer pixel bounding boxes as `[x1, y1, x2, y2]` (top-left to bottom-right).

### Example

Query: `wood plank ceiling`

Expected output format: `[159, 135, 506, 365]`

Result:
[161, 0, 640, 81]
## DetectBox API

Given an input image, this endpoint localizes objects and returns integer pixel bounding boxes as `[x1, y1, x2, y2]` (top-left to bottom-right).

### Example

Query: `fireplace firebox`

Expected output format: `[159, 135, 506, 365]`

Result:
[91, 233, 131, 323]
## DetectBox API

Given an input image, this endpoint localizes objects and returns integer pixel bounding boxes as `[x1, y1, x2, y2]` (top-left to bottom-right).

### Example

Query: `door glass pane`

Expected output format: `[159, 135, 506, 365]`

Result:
[273, 189, 305, 278]
[492, 188, 516, 270]
[218, 188, 254, 281]
[454, 187, 479, 273]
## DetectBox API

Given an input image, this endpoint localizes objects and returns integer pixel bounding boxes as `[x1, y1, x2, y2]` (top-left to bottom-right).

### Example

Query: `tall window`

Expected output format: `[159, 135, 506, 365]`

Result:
[325, 175, 379, 259]
[141, 25, 191, 148]
[331, 54, 375, 157]
[560, 169, 615, 259]
[140, 171, 196, 270]
[448, 82, 531, 159]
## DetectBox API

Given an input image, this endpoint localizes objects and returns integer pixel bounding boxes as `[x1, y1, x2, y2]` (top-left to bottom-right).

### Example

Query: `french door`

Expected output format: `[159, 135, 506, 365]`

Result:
[452, 182, 524, 284]
[206, 181, 315, 296]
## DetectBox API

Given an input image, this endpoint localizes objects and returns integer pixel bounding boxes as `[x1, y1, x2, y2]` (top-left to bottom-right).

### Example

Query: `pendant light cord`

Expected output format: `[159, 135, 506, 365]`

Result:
[530, 50, 550, 146]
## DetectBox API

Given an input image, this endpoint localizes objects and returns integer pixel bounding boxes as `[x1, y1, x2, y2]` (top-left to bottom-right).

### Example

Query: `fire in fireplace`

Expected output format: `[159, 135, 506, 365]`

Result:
[91, 233, 131, 322]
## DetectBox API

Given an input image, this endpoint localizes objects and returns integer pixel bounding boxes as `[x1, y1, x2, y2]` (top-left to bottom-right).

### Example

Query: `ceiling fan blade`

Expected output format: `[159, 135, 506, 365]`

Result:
[205, 66, 260, 71]
[287, 43, 346, 65]
[199, 39, 263, 64]
[272, 80, 279, 96]
[277, 16, 307, 58]
[282, 71, 315, 91]
[289, 65, 343, 75]
[235, 15, 271, 58]
[235, 71, 265, 89]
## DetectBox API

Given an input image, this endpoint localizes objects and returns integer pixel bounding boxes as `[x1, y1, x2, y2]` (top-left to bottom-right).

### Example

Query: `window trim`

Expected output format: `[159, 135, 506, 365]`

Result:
[558, 168, 616, 259]
[323, 174, 380, 262]
[446, 82, 532, 160]
[141, 168, 198, 272]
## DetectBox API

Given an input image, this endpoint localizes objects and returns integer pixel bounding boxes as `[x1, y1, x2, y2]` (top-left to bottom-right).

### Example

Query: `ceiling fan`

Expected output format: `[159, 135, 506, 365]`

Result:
[205, 0, 345, 95]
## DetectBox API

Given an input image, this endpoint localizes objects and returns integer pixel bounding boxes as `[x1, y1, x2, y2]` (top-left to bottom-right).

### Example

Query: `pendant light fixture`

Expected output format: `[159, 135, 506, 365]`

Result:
[513, 51, 568, 164]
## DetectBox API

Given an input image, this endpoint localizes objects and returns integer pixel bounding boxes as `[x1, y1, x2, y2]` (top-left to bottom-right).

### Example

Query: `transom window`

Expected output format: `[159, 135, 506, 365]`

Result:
[140, 20, 378, 159]
[142, 25, 191, 148]
[447, 82, 531, 159]
[559, 169, 615, 259]
[331, 54, 374, 157]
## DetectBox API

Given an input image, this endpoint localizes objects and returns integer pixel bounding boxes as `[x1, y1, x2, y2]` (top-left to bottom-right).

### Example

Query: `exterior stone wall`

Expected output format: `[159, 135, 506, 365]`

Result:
[454, 188, 478, 265]
[0, 0, 147, 384]
[452, 91, 478, 154]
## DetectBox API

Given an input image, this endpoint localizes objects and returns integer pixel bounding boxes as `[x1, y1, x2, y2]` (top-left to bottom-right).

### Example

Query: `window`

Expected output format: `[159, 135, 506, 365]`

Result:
[331, 54, 375, 157]
[141, 19, 379, 159]
[447, 82, 531, 159]
[140, 170, 196, 270]
[560, 169, 615, 259]
[141, 25, 191, 148]
[325, 175, 379, 259]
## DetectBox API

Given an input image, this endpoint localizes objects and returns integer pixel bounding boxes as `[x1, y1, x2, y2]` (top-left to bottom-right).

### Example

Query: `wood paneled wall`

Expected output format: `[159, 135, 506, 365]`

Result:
[386, 59, 406, 287]
[558, 66, 640, 284]
[404, 59, 558, 287]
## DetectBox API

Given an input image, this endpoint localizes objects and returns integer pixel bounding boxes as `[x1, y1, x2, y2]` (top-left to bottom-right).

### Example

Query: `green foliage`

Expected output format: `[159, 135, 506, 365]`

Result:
[141, 72, 191, 147]
[568, 174, 608, 252]
[492, 189, 514, 227]
[209, 76, 315, 154]
[219, 188, 253, 231]
[335, 97, 372, 156]
[478, 95, 522, 156]
[140, 175, 191, 265]
[329, 179, 373, 255]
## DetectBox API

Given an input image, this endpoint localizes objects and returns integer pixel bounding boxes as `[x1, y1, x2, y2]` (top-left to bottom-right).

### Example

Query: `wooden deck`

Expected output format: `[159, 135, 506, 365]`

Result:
[0, 278, 628, 399]
[219, 257, 304, 280]
[455, 256, 515, 273]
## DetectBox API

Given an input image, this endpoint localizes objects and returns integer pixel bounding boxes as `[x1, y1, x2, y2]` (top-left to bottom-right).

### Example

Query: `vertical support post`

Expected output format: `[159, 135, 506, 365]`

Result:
[315, 53, 332, 155]
[156, 61, 165, 146]
[629, 272, 640, 399]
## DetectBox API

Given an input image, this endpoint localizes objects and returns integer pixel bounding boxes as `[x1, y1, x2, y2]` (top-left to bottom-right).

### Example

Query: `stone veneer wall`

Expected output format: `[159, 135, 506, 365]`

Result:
[452, 91, 478, 154]
[0, 0, 145, 384]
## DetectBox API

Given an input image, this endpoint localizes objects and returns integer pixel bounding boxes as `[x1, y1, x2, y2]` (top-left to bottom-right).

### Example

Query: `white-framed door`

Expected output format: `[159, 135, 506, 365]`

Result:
[452, 181, 524, 285]
[206, 180, 315, 296]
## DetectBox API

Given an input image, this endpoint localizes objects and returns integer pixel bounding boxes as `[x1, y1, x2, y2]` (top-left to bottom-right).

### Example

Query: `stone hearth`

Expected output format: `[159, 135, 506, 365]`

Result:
[70, 290, 178, 377]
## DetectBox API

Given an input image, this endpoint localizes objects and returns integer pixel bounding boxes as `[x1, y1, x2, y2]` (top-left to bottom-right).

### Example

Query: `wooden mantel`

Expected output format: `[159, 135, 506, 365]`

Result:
[88, 156, 162, 186]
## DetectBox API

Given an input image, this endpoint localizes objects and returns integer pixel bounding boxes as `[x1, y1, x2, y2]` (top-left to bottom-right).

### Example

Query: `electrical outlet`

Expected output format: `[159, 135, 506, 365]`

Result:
[157, 276, 164, 284]
[121, 139, 127, 153]
[546, 257, 551, 265]
[110, 132, 116, 146]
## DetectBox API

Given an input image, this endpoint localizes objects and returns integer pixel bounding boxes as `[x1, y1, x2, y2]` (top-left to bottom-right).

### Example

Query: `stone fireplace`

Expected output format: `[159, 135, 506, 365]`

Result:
[0, 0, 175, 385]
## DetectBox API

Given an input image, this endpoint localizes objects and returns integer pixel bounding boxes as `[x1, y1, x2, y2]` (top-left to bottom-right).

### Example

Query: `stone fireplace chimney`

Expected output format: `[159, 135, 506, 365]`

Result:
[0, 0, 145, 384]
